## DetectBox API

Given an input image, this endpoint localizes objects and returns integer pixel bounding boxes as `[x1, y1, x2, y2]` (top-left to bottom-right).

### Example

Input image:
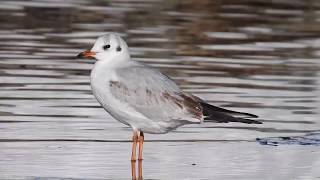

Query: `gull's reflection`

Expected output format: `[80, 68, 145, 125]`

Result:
[131, 160, 143, 180]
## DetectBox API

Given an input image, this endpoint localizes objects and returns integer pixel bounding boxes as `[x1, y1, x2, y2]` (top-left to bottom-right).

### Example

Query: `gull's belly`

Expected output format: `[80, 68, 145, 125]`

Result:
[90, 73, 170, 133]
[91, 84, 184, 134]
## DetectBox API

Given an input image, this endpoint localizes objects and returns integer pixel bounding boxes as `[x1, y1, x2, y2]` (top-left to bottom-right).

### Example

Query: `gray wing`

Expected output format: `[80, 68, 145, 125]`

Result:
[110, 64, 202, 122]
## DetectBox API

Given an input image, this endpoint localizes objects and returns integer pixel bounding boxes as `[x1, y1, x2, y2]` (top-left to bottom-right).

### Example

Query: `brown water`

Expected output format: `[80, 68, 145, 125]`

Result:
[0, 0, 320, 179]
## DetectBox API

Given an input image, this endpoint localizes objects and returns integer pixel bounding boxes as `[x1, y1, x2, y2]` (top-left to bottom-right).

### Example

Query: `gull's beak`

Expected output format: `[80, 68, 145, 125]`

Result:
[77, 50, 96, 59]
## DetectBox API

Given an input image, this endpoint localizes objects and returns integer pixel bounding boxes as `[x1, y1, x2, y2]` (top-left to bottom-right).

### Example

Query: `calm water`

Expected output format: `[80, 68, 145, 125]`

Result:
[0, 0, 320, 179]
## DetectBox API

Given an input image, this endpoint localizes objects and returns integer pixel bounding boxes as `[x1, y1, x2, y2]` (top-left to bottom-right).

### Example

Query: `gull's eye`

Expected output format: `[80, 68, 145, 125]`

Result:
[103, 44, 111, 50]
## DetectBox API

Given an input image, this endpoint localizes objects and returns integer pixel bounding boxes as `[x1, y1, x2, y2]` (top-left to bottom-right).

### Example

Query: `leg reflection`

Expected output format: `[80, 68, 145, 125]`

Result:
[131, 159, 143, 180]
[138, 160, 143, 180]
[131, 160, 137, 180]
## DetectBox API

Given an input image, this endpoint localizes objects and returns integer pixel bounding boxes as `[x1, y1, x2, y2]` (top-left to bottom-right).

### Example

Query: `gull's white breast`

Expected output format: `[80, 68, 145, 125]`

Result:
[90, 60, 147, 128]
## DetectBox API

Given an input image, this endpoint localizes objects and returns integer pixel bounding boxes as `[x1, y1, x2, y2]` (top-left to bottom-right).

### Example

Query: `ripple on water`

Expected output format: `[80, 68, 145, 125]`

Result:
[0, 0, 320, 179]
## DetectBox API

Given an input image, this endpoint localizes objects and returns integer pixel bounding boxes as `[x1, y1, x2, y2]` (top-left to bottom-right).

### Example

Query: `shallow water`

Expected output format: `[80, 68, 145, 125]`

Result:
[0, 0, 319, 179]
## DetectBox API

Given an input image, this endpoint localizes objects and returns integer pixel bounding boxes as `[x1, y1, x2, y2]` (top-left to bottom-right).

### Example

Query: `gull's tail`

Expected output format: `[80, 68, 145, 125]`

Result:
[200, 102, 262, 124]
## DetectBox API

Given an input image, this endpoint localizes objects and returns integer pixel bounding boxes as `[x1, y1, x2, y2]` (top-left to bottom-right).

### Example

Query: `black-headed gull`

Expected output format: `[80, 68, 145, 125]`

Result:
[77, 33, 262, 161]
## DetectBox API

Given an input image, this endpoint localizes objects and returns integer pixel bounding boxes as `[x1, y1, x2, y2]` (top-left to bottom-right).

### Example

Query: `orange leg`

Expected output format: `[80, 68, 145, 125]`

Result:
[138, 131, 144, 160]
[131, 131, 139, 161]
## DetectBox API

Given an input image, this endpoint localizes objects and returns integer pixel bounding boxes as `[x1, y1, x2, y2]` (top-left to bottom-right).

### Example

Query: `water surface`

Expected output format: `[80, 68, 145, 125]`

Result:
[0, 0, 319, 179]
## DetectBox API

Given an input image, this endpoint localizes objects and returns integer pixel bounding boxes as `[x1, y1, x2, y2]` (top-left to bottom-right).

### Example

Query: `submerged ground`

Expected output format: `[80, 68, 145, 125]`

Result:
[0, 0, 319, 179]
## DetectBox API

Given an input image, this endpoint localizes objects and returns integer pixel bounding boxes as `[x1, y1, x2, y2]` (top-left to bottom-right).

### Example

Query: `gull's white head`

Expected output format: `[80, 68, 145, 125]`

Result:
[77, 33, 129, 61]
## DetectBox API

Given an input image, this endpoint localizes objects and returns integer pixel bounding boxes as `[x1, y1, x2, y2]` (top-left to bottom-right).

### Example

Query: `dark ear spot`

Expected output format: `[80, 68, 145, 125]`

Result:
[116, 46, 122, 52]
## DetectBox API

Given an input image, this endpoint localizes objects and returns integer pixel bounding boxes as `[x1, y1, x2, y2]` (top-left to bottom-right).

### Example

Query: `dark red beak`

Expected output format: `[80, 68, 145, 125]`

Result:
[77, 50, 96, 58]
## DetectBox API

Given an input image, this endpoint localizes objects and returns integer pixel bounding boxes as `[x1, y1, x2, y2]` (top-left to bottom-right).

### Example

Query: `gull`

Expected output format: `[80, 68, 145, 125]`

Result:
[77, 33, 262, 161]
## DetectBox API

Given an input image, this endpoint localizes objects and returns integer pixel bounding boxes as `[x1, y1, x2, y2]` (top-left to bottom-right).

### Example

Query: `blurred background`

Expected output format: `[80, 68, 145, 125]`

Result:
[0, 0, 319, 179]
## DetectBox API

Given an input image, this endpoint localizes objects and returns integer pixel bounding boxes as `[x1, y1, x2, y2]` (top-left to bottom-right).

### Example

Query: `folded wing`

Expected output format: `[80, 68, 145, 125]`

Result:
[111, 64, 202, 123]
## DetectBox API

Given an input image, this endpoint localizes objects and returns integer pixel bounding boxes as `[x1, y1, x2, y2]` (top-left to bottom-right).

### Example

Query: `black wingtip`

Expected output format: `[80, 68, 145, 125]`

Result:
[201, 102, 263, 124]
[242, 112, 259, 118]
[204, 116, 263, 124]
[200, 102, 259, 118]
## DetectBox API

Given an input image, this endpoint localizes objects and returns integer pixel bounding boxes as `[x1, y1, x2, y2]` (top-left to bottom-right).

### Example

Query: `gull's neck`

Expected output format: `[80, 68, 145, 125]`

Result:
[91, 52, 131, 87]
[96, 52, 130, 69]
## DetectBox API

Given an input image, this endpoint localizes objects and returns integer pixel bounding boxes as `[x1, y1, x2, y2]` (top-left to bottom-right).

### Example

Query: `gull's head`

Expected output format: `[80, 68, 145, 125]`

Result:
[77, 33, 129, 61]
